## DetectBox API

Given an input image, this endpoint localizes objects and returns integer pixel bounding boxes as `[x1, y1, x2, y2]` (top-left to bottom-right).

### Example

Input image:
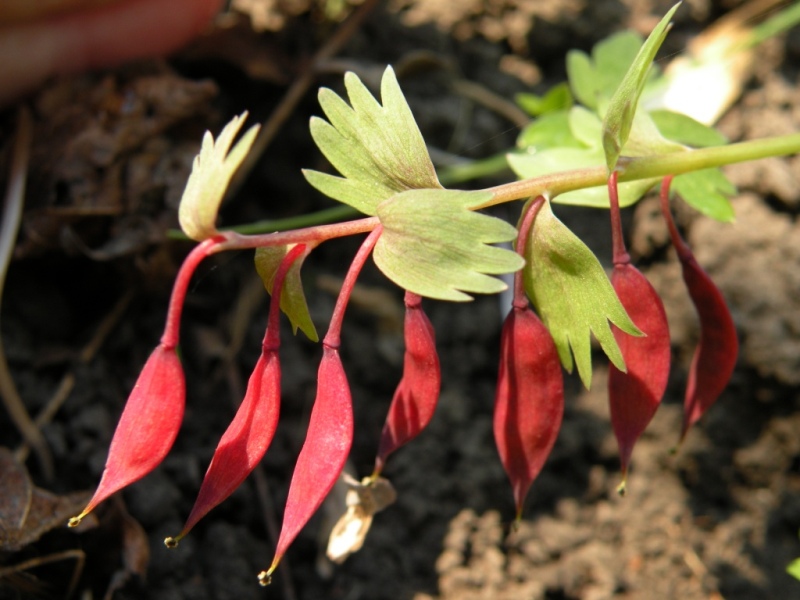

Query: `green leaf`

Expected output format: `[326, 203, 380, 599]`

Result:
[602, 3, 681, 169]
[650, 109, 728, 147]
[516, 110, 583, 152]
[508, 145, 657, 209]
[515, 83, 573, 117]
[566, 31, 648, 112]
[788, 558, 800, 581]
[254, 245, 318, 342]
[179, 113, 260, 241]
[304, 66, 441, 215]
[523, 199, 641, 388]
[373, 189, 523, 301]
[672, 168, 736, 222]
[566, 49, 598, 109]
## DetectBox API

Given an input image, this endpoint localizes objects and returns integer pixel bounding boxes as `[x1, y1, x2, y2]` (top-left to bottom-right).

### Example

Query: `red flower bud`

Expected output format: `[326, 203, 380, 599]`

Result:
[606, 172, 670, 492]
[69, 344, 185, 526]
[374, 291, 441, 475]
[494, 304, 564, 519]
[164, 244, 306, 546]
[660, 177, 738, 444]
[259, 346, 353, 585]
[609, 264, 670, 490]
[165, 350, 280, 546]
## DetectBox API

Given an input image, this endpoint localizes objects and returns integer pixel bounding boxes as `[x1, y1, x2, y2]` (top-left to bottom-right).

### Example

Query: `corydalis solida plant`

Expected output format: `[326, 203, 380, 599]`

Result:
[70, 2, 798, 585]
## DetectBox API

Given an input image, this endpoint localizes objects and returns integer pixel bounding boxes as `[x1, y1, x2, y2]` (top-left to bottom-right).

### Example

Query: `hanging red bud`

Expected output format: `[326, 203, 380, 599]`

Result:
[494, 304, 564, 519]
[659, 177, 738, 444]
[609, 265, 670, 492]
[69, 344, 185, 527]
[164, 245, 305, 547]
[493, 197, 563, 519]
[260, 229, 381, 586]
[373, 291, 441, 476]
[258, 345, 353, 586]
[165, 351, 280, 547]
[606, 172, 670, 494]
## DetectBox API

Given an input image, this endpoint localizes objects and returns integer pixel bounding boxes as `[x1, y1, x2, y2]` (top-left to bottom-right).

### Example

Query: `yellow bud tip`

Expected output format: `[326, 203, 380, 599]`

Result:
[616, 480, 627, 497]
[257, 571, 272, 587]
[67, 515, 85, 528]
[164, 536, 181, 549]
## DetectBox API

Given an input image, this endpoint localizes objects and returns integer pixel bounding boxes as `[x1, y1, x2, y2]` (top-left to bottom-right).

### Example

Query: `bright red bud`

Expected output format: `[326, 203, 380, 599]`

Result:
[660, 177, 738, 444]
[609, 264, 670, 489]
[374, 291, 441, 475]
[166, 350, 280, 546]
[69, 344, 185, 526]
[493, 305, 564, 519]
[259, 346, 353, 585]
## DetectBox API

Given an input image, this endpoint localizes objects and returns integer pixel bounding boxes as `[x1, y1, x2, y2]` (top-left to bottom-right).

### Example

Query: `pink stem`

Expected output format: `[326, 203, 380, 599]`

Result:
[263, 244, 308, 351]
[323, 226, 384, 349]
[607, 171, 630, 266]
[512, 197, 545, 309]
[217, 216, 380, 252]
[404, 289, 422, 309]
[659, 175, 692, 261]
[161, 235, 225, 350]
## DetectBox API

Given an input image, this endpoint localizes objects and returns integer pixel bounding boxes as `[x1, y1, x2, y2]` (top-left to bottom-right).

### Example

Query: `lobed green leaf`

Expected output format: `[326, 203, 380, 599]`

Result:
[304, 67, 440, 215]
[522, 199, 641, 388]
[373, 189, 523, 302]
[672, 169, 736, 222]
[254, 245, 318, 341]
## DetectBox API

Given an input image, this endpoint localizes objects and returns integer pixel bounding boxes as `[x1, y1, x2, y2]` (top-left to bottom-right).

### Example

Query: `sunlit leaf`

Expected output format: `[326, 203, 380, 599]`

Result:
[179, 113, 260, 241]
[515, 83, 573, 117]
[304, 67, 441, 215]
[523, 199, 640, 388]
[602, 3, 681, 169]
[672, 169, 736, 222]
[650, 109, 727, 147]
[254, 245, 318, 341]
[566, 31, 648, 112]
[516, 110, 582, 152]
[374, 189, 523, 301]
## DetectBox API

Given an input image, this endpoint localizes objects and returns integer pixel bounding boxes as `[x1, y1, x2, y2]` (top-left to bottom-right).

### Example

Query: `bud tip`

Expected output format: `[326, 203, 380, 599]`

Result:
[67, 515, 84, 528]
[257, 571, 272, 587]
[164, 536, 181, 549]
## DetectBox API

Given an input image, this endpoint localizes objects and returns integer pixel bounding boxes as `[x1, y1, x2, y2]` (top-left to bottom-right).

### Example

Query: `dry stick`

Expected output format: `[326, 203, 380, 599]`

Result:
[227, 0, 380, 199]
[16, 290, 134, 464]
[0, 108, 54, 480]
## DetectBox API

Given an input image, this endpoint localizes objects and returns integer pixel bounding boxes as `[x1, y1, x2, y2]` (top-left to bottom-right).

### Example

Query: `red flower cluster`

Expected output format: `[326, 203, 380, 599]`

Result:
[70, 174, 738, 584]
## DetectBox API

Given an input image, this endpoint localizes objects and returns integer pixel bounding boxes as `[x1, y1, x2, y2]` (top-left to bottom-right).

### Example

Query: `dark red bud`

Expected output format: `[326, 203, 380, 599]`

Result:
[609, 264, 670, 491]
[677, 250, 738, 441]
[69, 344, 185, 526]
[494, 305, 564, 519]
[374, 292, 441, 475]
[660, 177, 738, 444]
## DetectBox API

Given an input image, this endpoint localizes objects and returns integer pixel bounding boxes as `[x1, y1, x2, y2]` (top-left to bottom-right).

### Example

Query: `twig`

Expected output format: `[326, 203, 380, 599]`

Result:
[0, 107, 54, 480]
[15, 290, 134, 464]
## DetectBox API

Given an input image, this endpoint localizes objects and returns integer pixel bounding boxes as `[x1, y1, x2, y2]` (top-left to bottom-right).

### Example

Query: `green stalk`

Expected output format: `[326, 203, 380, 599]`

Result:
[483, 133, 800, 206]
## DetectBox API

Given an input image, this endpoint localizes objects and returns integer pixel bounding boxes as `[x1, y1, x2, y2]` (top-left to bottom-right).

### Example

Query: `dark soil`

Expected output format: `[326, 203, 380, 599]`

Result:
[2, 1, 800, 599]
